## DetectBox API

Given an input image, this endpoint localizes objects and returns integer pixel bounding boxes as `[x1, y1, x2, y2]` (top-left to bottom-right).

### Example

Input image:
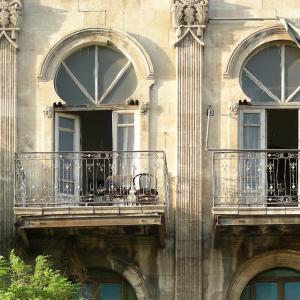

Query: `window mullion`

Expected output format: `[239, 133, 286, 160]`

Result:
[94, 45, 99, 103]
[278, 281, 284, 300]
[62, 62, 95, 104]
[244, 67, 281, 103]
[98, 60, 132, 103]
[281, 44, 286, 102]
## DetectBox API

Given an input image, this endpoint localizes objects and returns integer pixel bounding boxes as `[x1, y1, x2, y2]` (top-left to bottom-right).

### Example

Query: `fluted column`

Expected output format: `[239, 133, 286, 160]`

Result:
[172, 1, 208, 299]
[0, 0, 22, 256]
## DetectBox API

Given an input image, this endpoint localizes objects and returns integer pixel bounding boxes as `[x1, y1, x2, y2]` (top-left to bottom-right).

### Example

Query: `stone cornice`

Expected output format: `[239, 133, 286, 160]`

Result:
[172, 0, 208, 46]
[0, 0, 22, 45]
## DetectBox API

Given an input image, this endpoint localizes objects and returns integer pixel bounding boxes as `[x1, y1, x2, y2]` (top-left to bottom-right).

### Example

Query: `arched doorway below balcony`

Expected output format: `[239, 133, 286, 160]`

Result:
[78, 269, 137, 300]
[240, 267, 300, 300]
[226, 250, 300, 300]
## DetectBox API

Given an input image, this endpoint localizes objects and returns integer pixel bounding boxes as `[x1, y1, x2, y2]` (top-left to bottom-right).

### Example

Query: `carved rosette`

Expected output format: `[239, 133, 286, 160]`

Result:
[172, 0, 208, 46]
[0, 0, 22, 43]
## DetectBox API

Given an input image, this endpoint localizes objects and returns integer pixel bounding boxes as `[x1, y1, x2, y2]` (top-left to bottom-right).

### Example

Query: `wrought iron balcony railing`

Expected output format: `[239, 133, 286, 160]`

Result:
[212, 150, 300, 208]
[15, 151, 168, 208]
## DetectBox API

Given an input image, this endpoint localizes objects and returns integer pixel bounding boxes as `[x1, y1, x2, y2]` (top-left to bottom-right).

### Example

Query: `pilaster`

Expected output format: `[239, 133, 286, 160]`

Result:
[172, 1, 208, 299]
[0, 0, 22, 256]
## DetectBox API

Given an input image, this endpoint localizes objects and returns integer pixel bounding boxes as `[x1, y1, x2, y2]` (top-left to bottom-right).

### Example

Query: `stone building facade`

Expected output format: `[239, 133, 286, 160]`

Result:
[1, 0, 300, 299]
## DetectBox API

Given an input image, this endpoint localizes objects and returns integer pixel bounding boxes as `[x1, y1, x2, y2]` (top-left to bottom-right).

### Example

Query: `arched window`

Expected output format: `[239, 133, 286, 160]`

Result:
[79, 269, 137, 300]
[241, 267, 300, 300]
[241, 43, 300, 103]
[55, 45, 138, 105]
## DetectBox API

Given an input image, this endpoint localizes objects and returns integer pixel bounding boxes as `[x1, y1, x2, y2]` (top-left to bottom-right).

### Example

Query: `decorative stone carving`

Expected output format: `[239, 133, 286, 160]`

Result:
[0, 1, 22, 28]
[176, 32, 203, 299]
[140, 102, 150, 115]
[172, 0, 208, 45]
[229, 102, 239, 114]
[43, 105, 54, 118]
[0, 0, 22, 41]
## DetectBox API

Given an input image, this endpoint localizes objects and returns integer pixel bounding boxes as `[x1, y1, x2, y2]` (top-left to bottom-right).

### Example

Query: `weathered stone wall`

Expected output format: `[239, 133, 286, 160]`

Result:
[17, 1, 176, 299]
[203, 1, 300, 299]
[24, 226, 173, 300]
[209, 0, 300, 18]
[13, 0, 300, 299]
[0, 0, 22, 256]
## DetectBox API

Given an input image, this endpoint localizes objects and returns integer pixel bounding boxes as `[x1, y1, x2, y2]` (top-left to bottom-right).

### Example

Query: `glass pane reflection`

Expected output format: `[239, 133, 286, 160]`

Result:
[256, 282, 278, 300]
[98, 283, 122, 300]
[284, 282, 300, 300]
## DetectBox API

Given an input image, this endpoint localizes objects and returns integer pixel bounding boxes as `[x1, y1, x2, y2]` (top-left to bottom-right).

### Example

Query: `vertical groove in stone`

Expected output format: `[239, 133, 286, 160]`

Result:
[176, 35, 202, 300]
[0, 37, 17, 256]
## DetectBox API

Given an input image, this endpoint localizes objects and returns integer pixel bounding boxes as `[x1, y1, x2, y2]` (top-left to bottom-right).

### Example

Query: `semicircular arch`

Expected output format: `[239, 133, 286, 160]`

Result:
[224, 25, 292, 79]
[38, 27, 155, 83]
[84, 254, 149, 300]
[226, 250, 300, 300]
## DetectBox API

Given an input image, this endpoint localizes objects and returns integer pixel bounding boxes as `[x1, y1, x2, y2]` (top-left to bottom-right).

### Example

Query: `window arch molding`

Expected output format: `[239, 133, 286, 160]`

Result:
[240, 41, 300, 104]
[38, 27, 155, 85]
[226, 250, 300, 300]
[224, 25, 291, 79]
[82, 254, 150, 300]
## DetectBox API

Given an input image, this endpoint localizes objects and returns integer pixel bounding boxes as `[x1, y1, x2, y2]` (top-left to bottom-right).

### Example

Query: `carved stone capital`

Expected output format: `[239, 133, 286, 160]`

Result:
[0, 1, 22, 28]
[172, 0, 208, 46]
[0, 0, 22, 43]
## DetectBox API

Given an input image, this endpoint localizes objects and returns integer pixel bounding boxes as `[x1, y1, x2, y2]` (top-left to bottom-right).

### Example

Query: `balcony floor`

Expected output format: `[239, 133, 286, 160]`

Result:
[213, 206, 300, 226]
[15, 205, 166, 247]
[15, 205, 165, 228]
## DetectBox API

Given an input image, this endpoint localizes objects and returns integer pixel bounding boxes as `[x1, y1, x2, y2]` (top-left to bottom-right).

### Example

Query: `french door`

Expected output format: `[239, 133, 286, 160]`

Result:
[112, 111, 139, 175]
[239, 110, 266, 204]
[54, 111, 138, 203]
[54, 113, 80, 203]
[240, 109, 300, 205]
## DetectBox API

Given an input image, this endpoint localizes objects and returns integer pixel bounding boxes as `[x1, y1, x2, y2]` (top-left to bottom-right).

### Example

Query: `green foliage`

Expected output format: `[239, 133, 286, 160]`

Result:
[0, 251, 81, 300]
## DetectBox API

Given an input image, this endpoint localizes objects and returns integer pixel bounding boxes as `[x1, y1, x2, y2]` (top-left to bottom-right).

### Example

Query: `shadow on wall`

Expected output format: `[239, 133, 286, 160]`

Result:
[209, 0, 260, 19]
[17, 1, 68, 152]
[130, 33, 176, 231]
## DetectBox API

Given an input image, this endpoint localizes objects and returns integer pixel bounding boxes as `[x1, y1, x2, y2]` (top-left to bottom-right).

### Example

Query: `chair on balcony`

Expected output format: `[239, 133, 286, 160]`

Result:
[133, 173, 158, 205]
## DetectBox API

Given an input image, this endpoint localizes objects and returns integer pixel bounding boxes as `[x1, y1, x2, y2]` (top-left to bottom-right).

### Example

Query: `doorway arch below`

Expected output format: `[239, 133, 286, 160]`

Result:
[226, 250, 300, 300]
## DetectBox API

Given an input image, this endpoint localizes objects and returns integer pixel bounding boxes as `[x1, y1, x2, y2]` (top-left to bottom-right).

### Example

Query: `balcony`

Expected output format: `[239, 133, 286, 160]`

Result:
[14, 151, 168, 243]
[212, 150, 300, 226]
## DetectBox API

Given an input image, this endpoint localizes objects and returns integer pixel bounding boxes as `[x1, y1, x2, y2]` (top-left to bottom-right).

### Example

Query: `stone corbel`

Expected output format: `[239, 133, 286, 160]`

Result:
[172, 0, 208, 46]
[0, 0, 22, 45]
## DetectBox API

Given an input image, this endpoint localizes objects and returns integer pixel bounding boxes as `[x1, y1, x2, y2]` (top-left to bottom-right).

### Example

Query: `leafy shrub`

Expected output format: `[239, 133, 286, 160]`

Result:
[0, 251, 81, 300]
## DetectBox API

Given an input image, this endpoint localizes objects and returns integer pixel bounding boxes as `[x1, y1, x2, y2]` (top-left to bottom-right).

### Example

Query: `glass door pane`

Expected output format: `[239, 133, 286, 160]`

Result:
[79, 283, 93, 299]
[284, 282, 300, 300]
[58, 116, 76, 194]
[240, 111, 265, 204]
[112, 112, 135, 175]
[98, 283, 122, 300]
[255, 282, 278, 300]
[240, 285, 250, 300]
[55, 114, 80, 203]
